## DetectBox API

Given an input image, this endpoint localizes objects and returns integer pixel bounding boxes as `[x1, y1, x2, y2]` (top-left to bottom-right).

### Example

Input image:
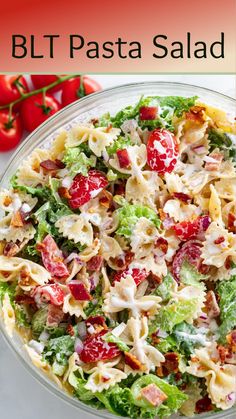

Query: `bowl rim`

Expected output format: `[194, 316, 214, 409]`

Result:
[0, 80, 236, 419]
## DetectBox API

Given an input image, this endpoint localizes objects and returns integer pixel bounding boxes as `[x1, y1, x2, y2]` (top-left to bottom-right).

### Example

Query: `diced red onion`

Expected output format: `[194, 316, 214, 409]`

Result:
[64, 253, 82, 264]
[192, 145, 207, 155]
[226, 393, 236, 404]
[74, 337, 84, 354]
[77, 321, 87, 339]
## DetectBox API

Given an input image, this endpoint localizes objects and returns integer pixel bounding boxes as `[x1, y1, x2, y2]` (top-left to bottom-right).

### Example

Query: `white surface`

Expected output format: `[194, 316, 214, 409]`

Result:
[0, 74, 235, 419]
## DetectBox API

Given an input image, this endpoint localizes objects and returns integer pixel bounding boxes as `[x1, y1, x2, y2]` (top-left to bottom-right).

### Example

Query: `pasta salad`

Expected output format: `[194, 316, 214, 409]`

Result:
[0, 94, 236, 418]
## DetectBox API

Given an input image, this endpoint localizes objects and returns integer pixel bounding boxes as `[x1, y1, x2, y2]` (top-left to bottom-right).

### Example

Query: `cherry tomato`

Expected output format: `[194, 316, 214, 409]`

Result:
[0, 75, 28, 107]
[172, 240, 206, 282]
[114, 267, 148, 286]
[80, 329, 121, 363]
[68, 281, 91, 301]
[147, 128, 178, 174]
[31, 75, 66, 93]
[116, 149, 131, 168]
[37, 235, 69, 278]
[33, 284, 64, 306]
[69, 169, 108, 209]
[61, 76, 101, 107]
[0, 110, 23, 152]
[20, 93, 61, 132]
[173, 216, 211, 241]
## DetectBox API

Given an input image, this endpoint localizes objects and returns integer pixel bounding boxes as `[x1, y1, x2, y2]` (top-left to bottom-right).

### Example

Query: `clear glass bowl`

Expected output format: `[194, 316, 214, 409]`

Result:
[0, 81, 235, 419]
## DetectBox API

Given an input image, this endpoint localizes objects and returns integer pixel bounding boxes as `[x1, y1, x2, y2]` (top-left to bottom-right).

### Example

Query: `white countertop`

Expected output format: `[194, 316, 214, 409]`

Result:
[0, 74, 235, 419]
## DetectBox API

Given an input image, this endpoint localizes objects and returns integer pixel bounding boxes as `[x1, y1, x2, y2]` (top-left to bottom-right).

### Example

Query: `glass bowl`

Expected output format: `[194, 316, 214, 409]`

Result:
[0, 81, 235, 419]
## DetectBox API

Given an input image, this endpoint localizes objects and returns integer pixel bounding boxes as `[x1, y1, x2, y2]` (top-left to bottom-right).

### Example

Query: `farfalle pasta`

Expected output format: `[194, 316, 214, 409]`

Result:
[0, 94, 236, 419]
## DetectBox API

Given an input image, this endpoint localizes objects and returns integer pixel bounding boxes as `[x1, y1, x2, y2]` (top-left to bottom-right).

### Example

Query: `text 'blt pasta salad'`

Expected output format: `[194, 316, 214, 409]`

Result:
[0, 95, 236, 418]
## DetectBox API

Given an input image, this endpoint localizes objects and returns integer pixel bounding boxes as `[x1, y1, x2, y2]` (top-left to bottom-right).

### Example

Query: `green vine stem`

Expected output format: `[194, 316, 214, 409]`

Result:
[0, 74, 81, 112]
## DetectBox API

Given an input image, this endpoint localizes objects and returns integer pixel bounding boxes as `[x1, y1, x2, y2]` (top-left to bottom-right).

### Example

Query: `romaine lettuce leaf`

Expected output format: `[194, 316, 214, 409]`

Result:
[116, 203, 161, 238]
[217, 276, 236, 342]
[43, 335, 75, 366]
[62, 147, 96, 176]
[208, 128, 236, 161]
[153, 273, 175, 301]
[179, 261, 208, 288]
[106, 135, 132, 156]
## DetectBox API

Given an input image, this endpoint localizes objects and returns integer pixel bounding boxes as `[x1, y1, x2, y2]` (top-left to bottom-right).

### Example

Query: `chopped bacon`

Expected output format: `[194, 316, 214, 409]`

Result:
[214, 236, 225, 245]
[139, 106, 158, 121]
[3, 242, 20, 257]
[114, 182, 126, 196]
[154, 237, 168, 255]
[114, 267, 148, 286]
[185, 106, 205, 124]
[205, 152, 223, 171]
[217, 345, 228, 363]
[161, 352, 179, 375]
[99, 190, 113, 208]
[195, 396, 213, 414]
[68, 281, 91, 301]
[67, 324, 75, 336]
[37, 235, 69, 278]
[124, 352, 144, 371]
[112, 251, 134, 269]
[85, 316, 107, 328]
[3, 196, 12, 207]
[14, 295, 35, 305]
[40, 159, 65, 171]
[116, 149, 131, 168]
[87, 255, 103, 271]
[46, 304, 64, 327]
[226, 330, 236, 352]
[34, 283, 65, 306]
[228, 212, 236, 233]
[10, 211, 24, 227]
[224, 256, 232, 270]
[172, 192, 192, 203]
[205, 291, 220, 318]
[58, 187, 72, 199]
[141, 384, 167, 407]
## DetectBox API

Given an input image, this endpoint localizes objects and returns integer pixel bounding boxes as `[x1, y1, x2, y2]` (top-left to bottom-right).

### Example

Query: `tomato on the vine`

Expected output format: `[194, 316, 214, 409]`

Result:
[147, 128, 179, 174]
[0, 110, 23, 152]
[20, 93, 61, 132]
[31, 75, 65, 93]
[0, 75, 29, 107]
[61, 76, 101, 107]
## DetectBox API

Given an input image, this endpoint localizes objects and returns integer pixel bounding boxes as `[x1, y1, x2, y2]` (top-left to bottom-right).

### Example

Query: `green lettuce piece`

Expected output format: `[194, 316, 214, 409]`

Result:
[32, 307, 48, 336]
[14, 304, 30, 328]
[116, 203, 161, 238]
[43, 335, 75, 366]
[217, 276, 236, 342]
[0, 283, 30, 328]
[153, 273, 175, 301]
[180, 261, 208, 288]
[0, 282, 16, 303]
[171, 322, 209, 356]
[103, 332, 130, 352]
[34, 202, 52, 243]
[106, 135, 132, 156]
[208, 128, 236, 161]
[84, 283, 104, 317]
[10, 174, 50, 200]
[63, 147, 96, 176]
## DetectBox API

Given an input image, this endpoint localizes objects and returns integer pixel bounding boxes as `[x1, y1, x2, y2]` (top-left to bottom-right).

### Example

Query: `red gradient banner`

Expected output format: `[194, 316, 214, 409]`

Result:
[0, 0, 235, 73]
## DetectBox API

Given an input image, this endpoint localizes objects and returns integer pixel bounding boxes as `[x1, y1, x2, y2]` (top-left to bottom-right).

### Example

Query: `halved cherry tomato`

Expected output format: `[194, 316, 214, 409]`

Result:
[114, 267, 148, 286]
[68, 281, 91, 301]
[0, 110, 23, 152]
[80, 329, 121, 363]
[139, 106, 157, 120]
[147, 128, 178, 174]
[31, 75, 66, 93]
[172, 240, 207, 281]
[20, 93, 61, 132]
[33, 284, 64, 306]
[68, 169, 108, 209]
[0, 75, 28, 106]
[116, 149, 131, 168]
[37, 235, 69, 278]
[61, 76, 101, 107]
[173, 216, 211, 241]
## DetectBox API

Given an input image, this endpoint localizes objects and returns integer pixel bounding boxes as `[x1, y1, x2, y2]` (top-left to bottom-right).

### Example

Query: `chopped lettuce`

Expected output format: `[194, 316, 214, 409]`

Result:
[106, 135, 132, 156]
[43, 335, 75, 366]
[153, 273, 175, 301]
[171, 322, 209, 356]
[0, 282, 30, 328]
[10, 174, 51, 200]
[208, 128, 236, 161]
[32, 307, 48, 336]
[62, 147, 96, 176]
[179, 261, 208, 288]
[103, 332, 130, 352]
[0, 282, 16, 304]
[116, 203, 161, 238]
[217, 276, 236, 342]
[84, 283, 104, 317]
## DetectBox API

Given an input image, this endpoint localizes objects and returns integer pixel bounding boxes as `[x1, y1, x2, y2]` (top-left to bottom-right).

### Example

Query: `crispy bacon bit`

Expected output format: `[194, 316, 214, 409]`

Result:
[46, 304, 64, 327]
[14, 295, 35, 305]
[3, 242, 20, 257]
[141, 384, 167, 407]
[214, 236, 225, 245]
[114, 182, 126, 196]
[228, 212, 236, 233]
[106, 124, 113, 133]
[58, 187, 72, 199]
[154, 237, 168, 255]
[224, 256, 232, 270]
[3, 196, 12, 207]
[40, 159, 64, 171]
[67, 324, 75, 336]
[18, 270, 31, 287]
[112, 251, 134, 269]
[205, 152, 223, 171]
[99, 190, 113, 208]
[101, 376, 110, 382]
[10, 211, 24, 227]
[116, 149, 131, 168]
[87, 255, 103, 271]
[161, 352, 179, 375]
[185, 106, 205, 124]
[85, 316, 107, 329]
[68, 281, 92, 301]
[124, 352, 144, 371]
[195, 396, 213, 414]
[226, 330, 236, 352]
[217, 345, 228, 363]
[172, 192, 191, 203]
[205, 291, 220, 318]
[151, 333, 161, 345]
[139, 106, 158, 121]
[156, 366, 164, 377]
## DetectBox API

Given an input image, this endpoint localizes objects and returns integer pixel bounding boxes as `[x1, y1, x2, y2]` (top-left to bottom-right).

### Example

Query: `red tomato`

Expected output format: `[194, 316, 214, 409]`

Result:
[173, 216, 211, 241]
[0, 75, 28, 106]
[61, 76, 101, 107]
[80, 329, 121, 363]
[33, 284, 64, 306]
[147, 128, 178, 174]
[69, 169, 108, 209]
[139, 106, 157, 120]
[37, 235, 69, 278]
[31, 75, 66, 93]
[68, 281, 91, 301]
[172, 240, 206, 282]
[116, 149, 131, 168]
[20, 93, 61, 132]
[114, 267, 148, 286]
[0, 110, 23, 152]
